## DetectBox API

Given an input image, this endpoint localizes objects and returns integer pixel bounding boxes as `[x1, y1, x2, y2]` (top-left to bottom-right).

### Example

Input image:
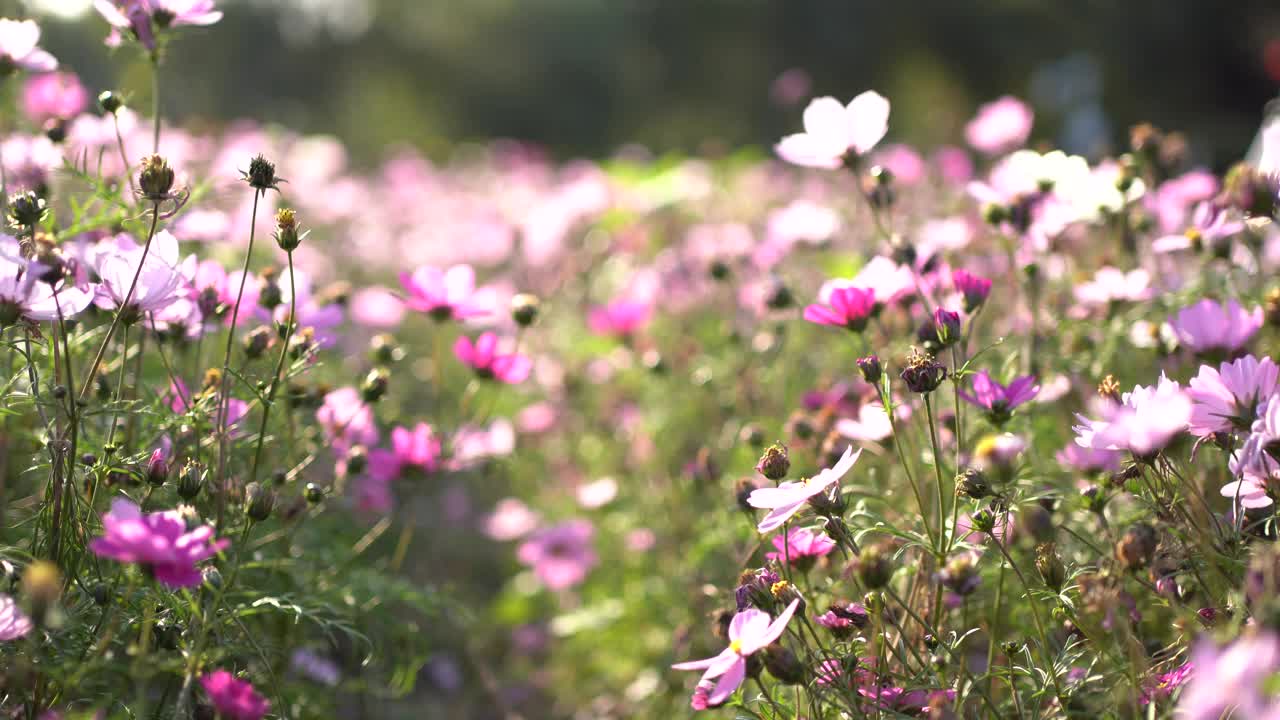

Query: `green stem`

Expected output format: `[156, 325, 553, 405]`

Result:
[249, 250, 297, 487]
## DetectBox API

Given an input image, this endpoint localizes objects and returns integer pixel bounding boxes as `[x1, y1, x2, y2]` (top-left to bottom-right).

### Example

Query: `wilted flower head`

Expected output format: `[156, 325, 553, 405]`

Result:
[200, 670, 269, 720]
[89, 498, 228, 588]
[1171, 298, 1263, 358]
[516, 519, 598, 590]
[776, 92, 890, 168]
[900, 348, 946, 394]
[672, 599, 800, 707]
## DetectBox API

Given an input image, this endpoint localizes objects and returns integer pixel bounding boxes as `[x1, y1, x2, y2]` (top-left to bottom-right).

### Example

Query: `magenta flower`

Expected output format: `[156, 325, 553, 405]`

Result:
[765, 527, 836, 568]
[965, 96, 1033, 155]
[776, 92, 890, 168]
[587, 299, 651, 337]
[951, 269, 992, 312]
[516, 519, 598, 590]
[672, 599, 801, 706]
[399, 264, 493, 321]
[200, 670, 269, 720]
[1141, 662, 1193, 706]
[316, 387, 380, 455]
[958, 371, 1039, 423]
[803, 286, 875, 332]
[89, 498, 228, 588]
[1073, 375, 1192, 458]
[22, 72, 87, 123]
[0, 593, 32, 641]
[1171, 299, 1263, 358]
[391, 422, 441, 471]
[0, 19, 56, 73]
[747, 446, 861, 533]
[454, 332, 532, 384]
[1176, 632, 1280, 720]
[1187, 355, 1278, 437]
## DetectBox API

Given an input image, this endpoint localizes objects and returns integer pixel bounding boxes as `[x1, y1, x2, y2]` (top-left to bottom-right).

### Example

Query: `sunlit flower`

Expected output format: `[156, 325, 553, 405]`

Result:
[765, 527, 836, 568]
[0, 593, 32, 641]
[747, 446, 860, 532]
[1170, 298, 1263, 358]
[965, 96, 1033, 155]
[1073, 375, 1192, 457]
[0, 19, 56, 73]
[776, 92, 890, 168]
[672, 599, 801, 706]
[1187, 355, 1278, 436]
[399, 263, 493, 321]
[455, 332, 531, 384]
[89, 498, 228, 588]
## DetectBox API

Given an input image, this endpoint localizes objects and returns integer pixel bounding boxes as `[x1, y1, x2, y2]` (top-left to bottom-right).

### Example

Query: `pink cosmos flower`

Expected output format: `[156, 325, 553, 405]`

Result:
[1228, 396, 1280, 509]
[96, 1, 221, 49]
[1152, 202, 1244, 254]
[22, 72, 86, 123]
[1073, 375, 1192, 457]
[0, 244, 94, 325]
[399, 264, 493, 321]
[803, 286, 875, 332]
[933, 146, 974, 184]
[1055, 443, 1123, 474]
[747, 446, 861, 532]
[316, 387, 379, 455]
[484, 498, 541, 541]
[0, 593, 32, 641]
[0, 19, 56, 73]
[826, 256, 916, 307]
[1171, 299, 1263, 357]
[454, 332, 532, 384]
[672, 599, 801, 706]
[588, 299, 651, 337]
[951, 269, 992, 312]
[965, 96, 1034, 155]
[835, 402, 894, 443]
[1176, 632, 1280, 720]
[200, 670, 268, 720]
[1141, 661, 1193, 706]
[1187, 355, 1278, 437]
[89, 498, 228, 588]
[94, 231, 185, 316]
[391, 422, 441, 471]
[516, 519, 598, 590]
[776, 92, 890, 168]
[765, 527, 836, 567]
[1073, 267, 1153, 307]
[958, 371, 1040, 417]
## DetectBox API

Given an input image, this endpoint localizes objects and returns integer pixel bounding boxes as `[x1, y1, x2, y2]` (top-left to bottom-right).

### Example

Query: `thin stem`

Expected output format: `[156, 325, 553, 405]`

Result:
[151, 57, 161, 153]
[113, 113, 136, 196]
[991, 534, 1068, 710]
[249, 250, 297, 487]
[922, 394, 949, 554]
[214, 189, 262, 528]
[78, 200, 162, 401]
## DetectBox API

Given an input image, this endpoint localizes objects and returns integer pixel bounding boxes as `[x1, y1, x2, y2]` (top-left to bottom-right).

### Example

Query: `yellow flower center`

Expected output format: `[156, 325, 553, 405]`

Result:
[770, 580, 792, 597]
[729, 640, 743, 654]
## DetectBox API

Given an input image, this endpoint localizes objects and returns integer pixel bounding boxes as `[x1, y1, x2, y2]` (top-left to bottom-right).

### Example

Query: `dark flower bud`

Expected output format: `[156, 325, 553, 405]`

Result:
[938, 551, 981, 596]
[981, 203, 1008, 226]
[9, 191, 45, 228]
[851, 543, 893, 589]
[762, 645, 805, 685]
[177, 461, 205, 500]
[764, 277, 794, 310]
[1017, 505, 1055, 545]
[924, 634, 940, 650]
[98, 90, 123, 114]
[734, 478, 761, 512]
[245, 482, 275, 522]
[933, 308, 961, 347]
[274, 208, 303, 251]
[739, 424, 766, 448]
[1115, 523, 1157, 570]
[857, 355, 882, 385]
[43, 118, 66, 144]
[511, 293, 540, 327]
[969, 507, 997, 535]
[863, 165, 895, 209]
[1000, 640, 1022, 656]
[900, 348, 946, 394]
[955, 468, 989, 499]
[1035, 543, 1067, 591]
[785, 411, 815, 441]
[370, 334, 402, 365]
[304, 482, 325, 504]
[80, 453, 97, 467]
[808, 478, 846, 518]
[708, 260, 731, 281]
[756, 443, 790, 481]
[734, 567, 780, 611]
[138, 154, 175, 201]
[145, 449, 169, 487]
[243, 326, 272, 360]
[51, 384, 67, 400]
[344, 446, 368, 476]
[202, 567, 222, 590]
[1079, 485, 1106, 514]
[91, 583, 111, 605]
[243, 154, 281, 192]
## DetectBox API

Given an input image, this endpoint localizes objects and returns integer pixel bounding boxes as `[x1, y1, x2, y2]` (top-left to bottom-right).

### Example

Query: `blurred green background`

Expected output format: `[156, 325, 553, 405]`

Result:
[20, 0, 1280, 167]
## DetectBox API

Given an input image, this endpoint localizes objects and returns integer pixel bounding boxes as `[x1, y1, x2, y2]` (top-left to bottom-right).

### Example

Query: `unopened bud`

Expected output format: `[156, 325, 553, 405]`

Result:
[511, 293, 540, 327]
[244, 482, 275, 522]
[755, 443, 790, 481]
[138, 154, 175, 201]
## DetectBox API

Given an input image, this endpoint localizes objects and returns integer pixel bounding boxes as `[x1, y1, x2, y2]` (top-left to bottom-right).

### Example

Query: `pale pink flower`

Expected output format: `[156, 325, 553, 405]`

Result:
[1187, 355, 1278, 437]
[588, 299, 651, 337]
[0, 593, 32, 641]
[965, 96, 1034, 155]
[391, 422, 441, 471]
[1170, 299, 1263, 357]
[776, 92, 890, 168]
[0, 19, 56, 73]
[672, 599, 801, 706]
[1073, 375, 1192, 457]
[484, 498, 541, 541]
[747, 446, 860, 532]
[516, 519, 598, 590]
[22, 72, 86, 122]
[399, 264, 494, 321]
[316, 387, 379, 455]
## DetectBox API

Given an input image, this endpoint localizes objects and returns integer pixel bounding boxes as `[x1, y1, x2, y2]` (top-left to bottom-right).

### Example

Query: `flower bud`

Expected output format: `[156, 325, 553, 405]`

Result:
[344, 446, 368, 476]
[43, 118, 66, 144]
[511, 293, 540, 327]
[734, 567, 780, 611]
[734, 478, 761, 513]
[98, 90, 123, 114]
[851, 543, 893, 589]
[762, 645, 805, 685]
[900, 348, 946, 394]
[138, 154, 175, 201]
[857, 355, 882, 384]
[370, 334, 402, 365]
[9, 191, 45, 228]
[933, 308, 961, 347]
[764, 276, 794, 310]
[955, 468, 989, 499]
[274, 208, 302, 251]
[244, 482, 276, 522]
[1115, 523, 1157, 570]
[360, 368, 389, 403]
[755, 443, 790, 481]
[1035, 543, 1067, 591]
[145, 449, 169, 487]
[243, 326, 272, 360]
[243, 154, 280, 191]
[304, 482, 325, 505]
[178, 460, 206, 499]
[938, 551, 981, 596]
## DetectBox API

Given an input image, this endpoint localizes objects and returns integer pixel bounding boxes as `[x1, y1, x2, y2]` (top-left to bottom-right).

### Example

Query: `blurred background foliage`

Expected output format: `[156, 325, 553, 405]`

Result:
[16, 0, 1280, 168]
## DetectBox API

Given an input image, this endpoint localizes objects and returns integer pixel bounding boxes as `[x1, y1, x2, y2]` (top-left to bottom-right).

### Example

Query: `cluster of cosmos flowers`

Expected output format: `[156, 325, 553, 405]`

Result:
[4, 2, 1280, 718]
